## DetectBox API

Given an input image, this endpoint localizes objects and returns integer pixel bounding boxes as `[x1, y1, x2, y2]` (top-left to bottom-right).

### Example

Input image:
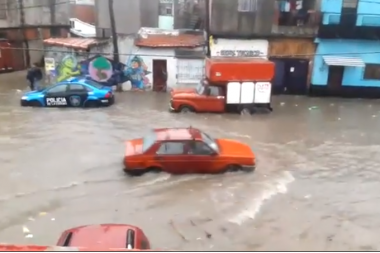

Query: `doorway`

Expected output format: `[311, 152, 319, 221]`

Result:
[327, 66, 344, 94]
[153, 59, 167, 92]
[270, 57, 309, 95]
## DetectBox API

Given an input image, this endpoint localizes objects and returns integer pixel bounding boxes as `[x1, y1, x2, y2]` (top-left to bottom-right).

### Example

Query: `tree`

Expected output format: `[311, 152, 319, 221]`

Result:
[92, 57, 111, 80]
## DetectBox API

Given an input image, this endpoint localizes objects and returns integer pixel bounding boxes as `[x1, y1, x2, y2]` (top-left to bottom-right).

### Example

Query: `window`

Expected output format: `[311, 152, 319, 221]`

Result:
[156, 142, 185, 155]
[140, 239, 150, 250]
[238, 0, 258, 12]
[364, 64, 380, 80]
[196, 81, 205, 94]
[84, 79, 104, 89]
[343, 0, 358, 8]
[159, 0, 173, 16]
[188, 141, 214, 155]
[276, 0, 312, 27]
[69, 84, 86, 91]
[0, 0, 7, 20]
[46, 85, 68, 94]
[50, 28, 61, 37]
[208, 86, 220, 96]
[200, 131, 219, 153]
[142, 131, 157, 153]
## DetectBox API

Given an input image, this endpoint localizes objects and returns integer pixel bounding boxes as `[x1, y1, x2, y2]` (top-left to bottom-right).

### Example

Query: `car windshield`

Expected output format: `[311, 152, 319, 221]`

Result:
[84, 80, 104, 89]
[142, 131, 157, 152]
[196, 82, 204, 94]
[201, 131, 219, 153]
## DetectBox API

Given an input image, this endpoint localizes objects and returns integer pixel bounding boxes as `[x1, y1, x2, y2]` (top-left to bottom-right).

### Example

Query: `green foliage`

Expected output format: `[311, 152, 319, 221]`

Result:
[93, 57, 111, 70]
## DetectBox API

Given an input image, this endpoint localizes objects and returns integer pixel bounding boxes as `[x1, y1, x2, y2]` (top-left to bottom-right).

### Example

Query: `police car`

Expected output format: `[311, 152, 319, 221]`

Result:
[20, 77, 115, 108]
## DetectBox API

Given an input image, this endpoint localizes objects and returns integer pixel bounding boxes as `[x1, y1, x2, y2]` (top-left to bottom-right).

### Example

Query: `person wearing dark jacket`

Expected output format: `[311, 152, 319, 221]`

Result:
[26, 63, 43, 91]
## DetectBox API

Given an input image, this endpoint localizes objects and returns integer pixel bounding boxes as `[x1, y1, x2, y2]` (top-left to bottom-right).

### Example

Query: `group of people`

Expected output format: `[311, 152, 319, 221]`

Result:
[26, 63, 43, 91]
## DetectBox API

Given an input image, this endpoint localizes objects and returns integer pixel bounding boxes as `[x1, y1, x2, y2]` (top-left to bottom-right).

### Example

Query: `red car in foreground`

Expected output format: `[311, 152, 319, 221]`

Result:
[56, 224, 150, 250]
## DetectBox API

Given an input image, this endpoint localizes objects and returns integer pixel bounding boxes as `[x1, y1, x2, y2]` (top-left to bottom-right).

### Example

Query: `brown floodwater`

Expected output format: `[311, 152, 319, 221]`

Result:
[1, 71, 380, 251]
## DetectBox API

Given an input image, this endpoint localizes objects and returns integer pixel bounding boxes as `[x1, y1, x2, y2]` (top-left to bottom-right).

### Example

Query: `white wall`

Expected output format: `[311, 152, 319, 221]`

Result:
[105, 35, 203, 91]
[128, 47, 177, 90]
[210, 39, 268, 58]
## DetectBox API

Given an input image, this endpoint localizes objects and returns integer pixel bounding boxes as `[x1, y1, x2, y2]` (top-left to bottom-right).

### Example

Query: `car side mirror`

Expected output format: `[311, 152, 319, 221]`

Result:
[210, 152, 217, 156]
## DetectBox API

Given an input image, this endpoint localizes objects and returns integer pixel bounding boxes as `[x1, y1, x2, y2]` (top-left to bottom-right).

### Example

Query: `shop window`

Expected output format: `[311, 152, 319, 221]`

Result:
[343, 0, 358, 8]
[364, 64, 380, 80]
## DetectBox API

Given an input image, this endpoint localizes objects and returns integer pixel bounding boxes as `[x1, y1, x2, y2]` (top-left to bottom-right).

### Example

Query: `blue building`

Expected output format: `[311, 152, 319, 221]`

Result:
[311, 0, 380, 98]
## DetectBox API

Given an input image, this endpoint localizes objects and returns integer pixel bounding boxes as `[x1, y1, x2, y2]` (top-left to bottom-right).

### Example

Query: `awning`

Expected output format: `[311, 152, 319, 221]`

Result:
[322, 56, 365, 67]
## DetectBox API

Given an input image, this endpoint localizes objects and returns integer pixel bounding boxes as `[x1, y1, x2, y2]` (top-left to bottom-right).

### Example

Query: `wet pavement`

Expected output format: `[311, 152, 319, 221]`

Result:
[1, 72, 380, 251]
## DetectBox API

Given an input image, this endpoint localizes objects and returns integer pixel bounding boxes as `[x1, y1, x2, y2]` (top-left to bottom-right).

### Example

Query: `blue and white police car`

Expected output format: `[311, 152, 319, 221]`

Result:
[20, 77, 115, 108]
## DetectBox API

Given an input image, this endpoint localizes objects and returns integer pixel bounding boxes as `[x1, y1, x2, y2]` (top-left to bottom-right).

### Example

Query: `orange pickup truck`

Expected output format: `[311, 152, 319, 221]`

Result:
[169, 57, 275, 114]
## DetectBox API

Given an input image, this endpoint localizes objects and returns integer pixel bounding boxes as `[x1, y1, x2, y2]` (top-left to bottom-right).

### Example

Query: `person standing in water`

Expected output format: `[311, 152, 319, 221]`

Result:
[26, 63, 43, 91]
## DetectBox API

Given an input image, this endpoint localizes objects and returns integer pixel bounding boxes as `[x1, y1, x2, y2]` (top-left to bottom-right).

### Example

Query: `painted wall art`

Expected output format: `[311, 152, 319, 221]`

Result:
[124, 55, 152, 91]
[51, 54, 126, 87]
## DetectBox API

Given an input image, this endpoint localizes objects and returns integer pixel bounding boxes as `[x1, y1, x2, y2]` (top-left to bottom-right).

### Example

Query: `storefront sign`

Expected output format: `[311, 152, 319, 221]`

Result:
[211, 39, 268, 58]
[220, 50, 264, 57]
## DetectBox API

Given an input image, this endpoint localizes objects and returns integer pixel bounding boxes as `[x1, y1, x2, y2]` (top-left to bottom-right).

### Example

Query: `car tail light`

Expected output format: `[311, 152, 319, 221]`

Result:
[104, 92, 112, 98]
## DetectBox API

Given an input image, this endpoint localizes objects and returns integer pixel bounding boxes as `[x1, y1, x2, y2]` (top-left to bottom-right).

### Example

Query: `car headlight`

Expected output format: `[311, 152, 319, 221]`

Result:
[21, 96, 27, 100]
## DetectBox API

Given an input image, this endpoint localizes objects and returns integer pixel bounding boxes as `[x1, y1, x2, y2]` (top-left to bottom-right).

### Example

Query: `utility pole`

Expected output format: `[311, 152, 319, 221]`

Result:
[18, 0, 30, 67]
[205, 0, 211, 57]
[108, 0, 122, 91]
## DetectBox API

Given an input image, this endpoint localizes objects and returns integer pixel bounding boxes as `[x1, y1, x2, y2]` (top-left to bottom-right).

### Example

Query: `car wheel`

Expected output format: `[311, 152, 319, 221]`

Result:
[179, 105, 194, 113]
[29, 100, 42, 107]
[225, 164, 243, 173]
[85, 100, 98, 108]
[146, 166, 162, 174]
[124, 167, 162, 177]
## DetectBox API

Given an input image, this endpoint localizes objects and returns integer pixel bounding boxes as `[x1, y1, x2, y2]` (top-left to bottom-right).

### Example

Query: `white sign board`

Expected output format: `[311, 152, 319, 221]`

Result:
[254, 82, 271, 104]
[211, 39, 268, 58]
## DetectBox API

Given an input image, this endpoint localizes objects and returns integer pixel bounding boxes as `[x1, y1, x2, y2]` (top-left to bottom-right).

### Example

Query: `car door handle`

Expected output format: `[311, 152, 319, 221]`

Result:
[155, 156, 163, 160]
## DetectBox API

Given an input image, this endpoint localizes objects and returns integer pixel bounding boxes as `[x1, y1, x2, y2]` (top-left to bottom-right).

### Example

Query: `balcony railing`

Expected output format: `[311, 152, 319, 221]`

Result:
[271, 9, 320, 37]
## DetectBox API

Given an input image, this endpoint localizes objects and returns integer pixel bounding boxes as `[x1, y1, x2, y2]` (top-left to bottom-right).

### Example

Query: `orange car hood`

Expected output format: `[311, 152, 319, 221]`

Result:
[125, 138, 144, 156]
[217, 139, 254, 157]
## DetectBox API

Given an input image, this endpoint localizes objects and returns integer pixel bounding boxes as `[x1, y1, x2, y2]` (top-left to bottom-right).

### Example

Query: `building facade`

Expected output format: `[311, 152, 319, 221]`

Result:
[0, 0, 70, 70]
[311, 0, 380, 97]
[43, 28, 205, 91]
[208, 0, 321, 95]
[94, 0, 203, 36]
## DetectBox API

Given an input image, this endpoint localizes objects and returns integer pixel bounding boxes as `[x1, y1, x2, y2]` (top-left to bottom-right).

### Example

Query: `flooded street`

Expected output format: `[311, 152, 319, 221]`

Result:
[1, 72, 380, 251]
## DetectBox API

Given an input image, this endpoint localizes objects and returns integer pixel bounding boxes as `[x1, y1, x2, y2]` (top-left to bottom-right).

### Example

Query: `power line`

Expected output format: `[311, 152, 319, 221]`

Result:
[2, 45, 380, 58]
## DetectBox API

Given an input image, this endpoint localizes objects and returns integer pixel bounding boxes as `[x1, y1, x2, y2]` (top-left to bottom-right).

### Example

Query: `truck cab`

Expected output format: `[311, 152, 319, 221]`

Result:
[169, 57, 275, 114]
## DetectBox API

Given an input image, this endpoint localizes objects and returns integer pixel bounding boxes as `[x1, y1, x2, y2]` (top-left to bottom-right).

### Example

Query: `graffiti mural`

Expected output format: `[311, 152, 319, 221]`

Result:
[124, 55, 151, 90]
[88, 56, 113, 82]
[56, 55, 81, 82]
[50, 54, 126, 87]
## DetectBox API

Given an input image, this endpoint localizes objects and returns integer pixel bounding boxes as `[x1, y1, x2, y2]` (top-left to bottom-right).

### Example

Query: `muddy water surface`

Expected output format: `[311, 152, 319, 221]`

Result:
[1, 72, 380, 251]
